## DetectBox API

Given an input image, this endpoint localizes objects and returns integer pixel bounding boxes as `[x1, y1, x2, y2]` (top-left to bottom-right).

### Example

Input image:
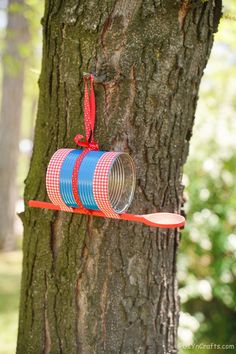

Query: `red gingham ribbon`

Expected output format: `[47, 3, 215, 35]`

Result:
[84, 74, 95, 142]
[72, 74, 99, 210]
[72, 77, 120, 217]
[46, 149, 73, 211]
[74, 74, 98, 150]
[93, 152, 121, 218]
[71, 149, 91, 210]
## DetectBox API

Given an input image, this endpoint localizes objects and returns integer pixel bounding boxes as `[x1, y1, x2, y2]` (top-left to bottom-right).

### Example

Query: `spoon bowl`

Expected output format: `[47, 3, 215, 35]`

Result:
[142, 212, 185, 228]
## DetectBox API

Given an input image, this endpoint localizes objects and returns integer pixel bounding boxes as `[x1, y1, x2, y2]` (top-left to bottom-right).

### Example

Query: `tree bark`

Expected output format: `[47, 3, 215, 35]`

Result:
[17, 0, 222, 353]
[0, 0, 29, 250]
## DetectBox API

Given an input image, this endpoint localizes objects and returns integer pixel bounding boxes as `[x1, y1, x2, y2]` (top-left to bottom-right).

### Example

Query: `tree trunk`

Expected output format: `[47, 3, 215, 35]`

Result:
[0, 0, 29, 250]
[17, 1, 221, 353]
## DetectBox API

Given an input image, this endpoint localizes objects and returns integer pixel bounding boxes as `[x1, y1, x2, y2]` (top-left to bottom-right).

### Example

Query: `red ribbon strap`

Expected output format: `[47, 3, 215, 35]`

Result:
[88, 75, 95, 140]
[74, 74, 98, 149]
[72, 74, 98, 210]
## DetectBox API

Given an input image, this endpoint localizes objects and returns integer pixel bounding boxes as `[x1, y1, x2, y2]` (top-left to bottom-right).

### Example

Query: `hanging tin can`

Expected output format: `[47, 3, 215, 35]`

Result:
[46, 149, 136, 217]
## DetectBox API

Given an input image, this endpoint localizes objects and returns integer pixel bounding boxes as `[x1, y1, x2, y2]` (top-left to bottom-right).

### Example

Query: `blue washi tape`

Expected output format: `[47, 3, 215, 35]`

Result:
[78, 151, 106, 210]
[60, 149, 82, 207]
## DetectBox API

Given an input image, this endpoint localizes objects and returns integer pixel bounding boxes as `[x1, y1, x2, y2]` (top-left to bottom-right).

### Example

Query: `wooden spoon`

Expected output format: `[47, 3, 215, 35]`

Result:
[28, 200, 185, 229]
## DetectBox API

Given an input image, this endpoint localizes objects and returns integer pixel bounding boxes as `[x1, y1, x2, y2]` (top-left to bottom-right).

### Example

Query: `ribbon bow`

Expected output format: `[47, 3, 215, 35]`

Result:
[74, 74, 99, 151]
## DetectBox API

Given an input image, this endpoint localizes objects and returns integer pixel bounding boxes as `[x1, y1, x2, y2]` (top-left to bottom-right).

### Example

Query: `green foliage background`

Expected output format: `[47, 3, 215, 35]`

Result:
[179, 1, 236, 352]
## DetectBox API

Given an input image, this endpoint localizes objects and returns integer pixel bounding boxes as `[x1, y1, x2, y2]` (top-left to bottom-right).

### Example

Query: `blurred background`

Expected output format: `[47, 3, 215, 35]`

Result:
[0, 1, 235, 353]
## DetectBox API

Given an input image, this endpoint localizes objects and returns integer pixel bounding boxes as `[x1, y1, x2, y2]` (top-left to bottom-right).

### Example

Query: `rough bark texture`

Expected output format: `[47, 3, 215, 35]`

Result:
[0, 0, 29, 250]
[17, 0, 221, 353]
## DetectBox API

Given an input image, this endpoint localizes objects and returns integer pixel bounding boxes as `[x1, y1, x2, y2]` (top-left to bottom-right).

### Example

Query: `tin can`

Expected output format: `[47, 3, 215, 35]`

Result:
[46, 149, 136, 215]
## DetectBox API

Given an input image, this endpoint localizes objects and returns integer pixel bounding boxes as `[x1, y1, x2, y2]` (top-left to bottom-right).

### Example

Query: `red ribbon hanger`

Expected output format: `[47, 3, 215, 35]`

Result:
[72, 74, 99, 210]
[74, 74, 99, 151]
